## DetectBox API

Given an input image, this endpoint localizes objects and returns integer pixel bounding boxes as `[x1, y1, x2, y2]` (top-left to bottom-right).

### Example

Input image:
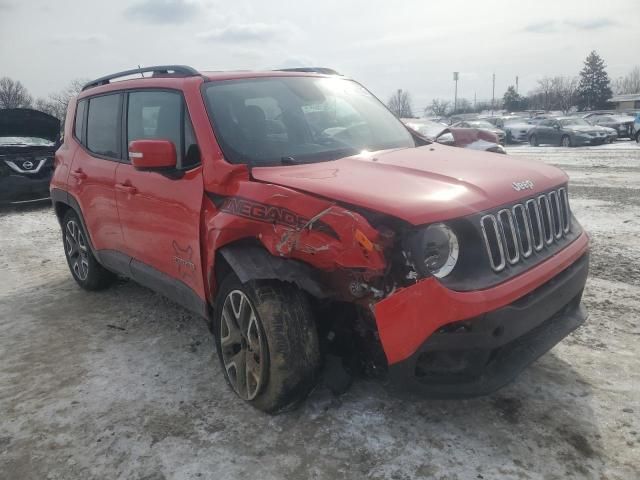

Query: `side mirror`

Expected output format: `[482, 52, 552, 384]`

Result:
[554, 124, 561, 130]
[129, 139, 177, 170]
[436, 132, 456, 146]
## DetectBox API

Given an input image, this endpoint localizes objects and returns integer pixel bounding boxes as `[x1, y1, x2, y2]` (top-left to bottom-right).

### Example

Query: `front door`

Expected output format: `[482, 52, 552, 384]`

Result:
[114, 90, 206, 314]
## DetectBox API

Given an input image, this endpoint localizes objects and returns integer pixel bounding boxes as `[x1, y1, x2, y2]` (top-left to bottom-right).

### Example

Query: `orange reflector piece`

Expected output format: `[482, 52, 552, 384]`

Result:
[355, 229, 374, 252]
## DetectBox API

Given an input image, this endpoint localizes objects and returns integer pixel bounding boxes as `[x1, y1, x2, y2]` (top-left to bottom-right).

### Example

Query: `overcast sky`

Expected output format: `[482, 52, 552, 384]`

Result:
[1, 0, 638, 114]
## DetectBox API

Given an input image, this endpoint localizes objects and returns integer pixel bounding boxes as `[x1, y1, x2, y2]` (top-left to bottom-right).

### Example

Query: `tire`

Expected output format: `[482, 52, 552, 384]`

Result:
[62, 210, 115, 290]
[214, 274, 321, 413]
[529, 134, 538, 146]
[636, 131, 640, 143]
[560, 135, 571, 147]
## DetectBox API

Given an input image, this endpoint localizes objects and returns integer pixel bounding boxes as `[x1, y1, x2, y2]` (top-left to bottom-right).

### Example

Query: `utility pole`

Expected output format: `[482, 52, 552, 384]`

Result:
[453, 72, 459, 114]
[515, 75, 519, 94]
[474, 91, 477, 111]
[491, 72, 496, 114]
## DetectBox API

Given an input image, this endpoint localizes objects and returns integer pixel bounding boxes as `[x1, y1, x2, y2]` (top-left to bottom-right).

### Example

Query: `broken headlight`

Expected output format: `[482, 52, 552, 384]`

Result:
[407, 223, 459, 278]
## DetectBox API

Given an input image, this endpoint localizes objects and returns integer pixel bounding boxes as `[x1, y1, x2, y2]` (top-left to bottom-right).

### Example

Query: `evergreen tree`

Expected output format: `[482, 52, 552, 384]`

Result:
[502, 86, 527, 111]
[577, 51, 613, 111]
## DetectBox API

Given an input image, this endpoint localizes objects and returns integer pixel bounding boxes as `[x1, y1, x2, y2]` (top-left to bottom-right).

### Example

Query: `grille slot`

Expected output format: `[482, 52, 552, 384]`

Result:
[481, 215, 506, 272]
[480, 187, 572, 272]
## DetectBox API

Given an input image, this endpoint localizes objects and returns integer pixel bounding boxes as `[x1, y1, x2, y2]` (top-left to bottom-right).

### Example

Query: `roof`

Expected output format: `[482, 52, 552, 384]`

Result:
[78, 65, 342, 99]
[200, 70, 335, 81]
[609, 93, 640, 102]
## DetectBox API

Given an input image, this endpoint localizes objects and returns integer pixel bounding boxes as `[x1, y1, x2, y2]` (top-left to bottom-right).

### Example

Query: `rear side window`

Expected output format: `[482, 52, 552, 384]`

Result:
[127, 90, 200, 169]
[86, 94, 121, 158]
[74, 100, 86, 141]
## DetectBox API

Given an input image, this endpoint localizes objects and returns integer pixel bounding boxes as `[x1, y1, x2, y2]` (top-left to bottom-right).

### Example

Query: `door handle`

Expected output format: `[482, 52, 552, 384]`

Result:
[70, 169, 87, 180]
[115, 183, 138, 195]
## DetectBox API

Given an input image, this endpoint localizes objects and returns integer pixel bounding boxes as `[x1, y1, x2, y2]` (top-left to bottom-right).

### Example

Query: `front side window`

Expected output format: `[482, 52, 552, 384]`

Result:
[86, 94, 121, 158]
[203, 76, 415, 166]
[127, 90, 199, 169]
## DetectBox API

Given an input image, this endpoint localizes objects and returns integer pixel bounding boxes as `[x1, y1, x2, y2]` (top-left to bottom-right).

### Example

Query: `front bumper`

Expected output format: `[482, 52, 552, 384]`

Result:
[0, 174, 51, 204]
[373, 231, 589, 397]
[574, 135, 607, 146]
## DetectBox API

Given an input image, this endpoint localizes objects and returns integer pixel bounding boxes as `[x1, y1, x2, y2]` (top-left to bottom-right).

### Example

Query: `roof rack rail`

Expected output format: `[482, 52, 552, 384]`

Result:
[82, 65, 200, 91]
[275, 67, 342, 76]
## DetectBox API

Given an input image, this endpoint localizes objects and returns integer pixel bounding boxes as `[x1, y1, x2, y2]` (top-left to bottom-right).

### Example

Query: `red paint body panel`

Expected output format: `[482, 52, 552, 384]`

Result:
[251, 144, 567, 225]
[68, 148, 123, 251]
[375, 232, 589, 365]
[114, 163, 206, 296]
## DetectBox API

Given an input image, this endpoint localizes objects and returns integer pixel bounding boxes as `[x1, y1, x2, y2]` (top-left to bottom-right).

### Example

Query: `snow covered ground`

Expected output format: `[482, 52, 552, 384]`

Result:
[1, 144, 639, 480]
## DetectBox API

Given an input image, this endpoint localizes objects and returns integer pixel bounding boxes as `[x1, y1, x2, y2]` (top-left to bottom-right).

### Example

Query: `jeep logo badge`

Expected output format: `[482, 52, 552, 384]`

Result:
[512, 180, 534, 191]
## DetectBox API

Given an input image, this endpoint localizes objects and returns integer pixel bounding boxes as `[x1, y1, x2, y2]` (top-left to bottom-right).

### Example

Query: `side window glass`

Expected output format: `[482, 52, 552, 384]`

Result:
[74, 100, 86, 142]
[86, 94, 121, 158]
[128, 90, 182, 165]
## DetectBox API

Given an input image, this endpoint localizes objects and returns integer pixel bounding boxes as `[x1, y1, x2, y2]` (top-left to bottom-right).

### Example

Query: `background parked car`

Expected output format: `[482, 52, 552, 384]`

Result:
[483, 115, 534, 143]
[634, 114, 640, 142]
[586, 114, 635, 139]
[528, 117, 611, 147]
[0, 108, 60, 205]
[451, 119, 506, 144]
[401, 118, 506, 153]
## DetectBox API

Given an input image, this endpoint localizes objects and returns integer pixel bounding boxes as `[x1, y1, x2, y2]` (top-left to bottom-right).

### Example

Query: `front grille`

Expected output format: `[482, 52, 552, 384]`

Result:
[480, 187, 571, 272]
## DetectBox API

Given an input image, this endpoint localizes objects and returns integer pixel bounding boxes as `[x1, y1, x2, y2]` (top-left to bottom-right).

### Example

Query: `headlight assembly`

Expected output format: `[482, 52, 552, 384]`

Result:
[407, 223, 459, 278]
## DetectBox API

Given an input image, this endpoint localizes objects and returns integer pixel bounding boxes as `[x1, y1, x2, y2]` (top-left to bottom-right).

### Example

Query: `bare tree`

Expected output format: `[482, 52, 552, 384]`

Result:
[35, 78, 89, 124]
[0, 77, 33, 109]
[387, 89, 413, 118]
[613, 66, 640, 95]
[425, 99, 450, 117]
[528, 76, 578, 113]
[555, 76, 579, 114]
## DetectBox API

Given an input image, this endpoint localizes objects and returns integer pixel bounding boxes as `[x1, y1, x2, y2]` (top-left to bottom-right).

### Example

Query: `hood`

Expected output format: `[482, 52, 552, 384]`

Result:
[251, 145, 567, 225]
[0, 108, 60, 142]
[565, 125, 603, 133]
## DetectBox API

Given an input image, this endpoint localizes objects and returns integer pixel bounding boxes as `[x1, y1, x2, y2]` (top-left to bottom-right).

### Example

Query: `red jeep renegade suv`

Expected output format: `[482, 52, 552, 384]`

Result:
[51, 65, 589, 413]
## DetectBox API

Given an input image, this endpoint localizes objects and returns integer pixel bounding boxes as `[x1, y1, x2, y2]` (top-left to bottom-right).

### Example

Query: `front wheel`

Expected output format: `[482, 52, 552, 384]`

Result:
[636, 131, 640, 143]
[529, 134, 539, 146]
[214, 274, 321, 413]
[62, 210, 115, 290]
[560, 135, 572, 147]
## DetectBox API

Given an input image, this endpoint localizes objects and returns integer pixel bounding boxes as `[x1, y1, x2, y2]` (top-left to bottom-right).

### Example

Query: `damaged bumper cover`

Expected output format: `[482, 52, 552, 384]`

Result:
[374, 231, 589, 397]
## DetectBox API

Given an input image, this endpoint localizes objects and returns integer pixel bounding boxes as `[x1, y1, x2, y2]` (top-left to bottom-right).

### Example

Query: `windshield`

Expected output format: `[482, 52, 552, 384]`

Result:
[0, 136, 54, 146]
[467, 120, 495, 129]
[203, 76, 416, 166]
[560, 118, 589, 127]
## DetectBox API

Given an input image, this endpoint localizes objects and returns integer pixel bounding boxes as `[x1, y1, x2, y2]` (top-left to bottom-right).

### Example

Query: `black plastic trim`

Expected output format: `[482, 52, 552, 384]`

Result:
[82, 65, 199, 91]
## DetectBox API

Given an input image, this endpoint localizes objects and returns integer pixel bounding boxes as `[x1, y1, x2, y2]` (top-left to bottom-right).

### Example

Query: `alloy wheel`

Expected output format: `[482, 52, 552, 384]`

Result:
[220, 290, 267, 400]
[65, 220, 89, 281]
[561, 136, 571, 147]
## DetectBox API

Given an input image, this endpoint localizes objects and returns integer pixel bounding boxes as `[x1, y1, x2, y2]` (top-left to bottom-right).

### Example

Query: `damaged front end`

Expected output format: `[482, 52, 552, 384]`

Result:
[204, 178, 590, 398]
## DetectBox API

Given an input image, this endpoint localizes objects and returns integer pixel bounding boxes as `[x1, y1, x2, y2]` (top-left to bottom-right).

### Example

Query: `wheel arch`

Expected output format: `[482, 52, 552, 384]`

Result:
[213, 241, 332, 301]
[51, 188, 97, 255]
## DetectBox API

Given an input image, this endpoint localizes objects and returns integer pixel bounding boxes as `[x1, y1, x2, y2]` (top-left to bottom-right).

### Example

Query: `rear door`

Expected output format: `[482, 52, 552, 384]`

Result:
[68, 93, 125, 254]
[114, 89, 206, 313]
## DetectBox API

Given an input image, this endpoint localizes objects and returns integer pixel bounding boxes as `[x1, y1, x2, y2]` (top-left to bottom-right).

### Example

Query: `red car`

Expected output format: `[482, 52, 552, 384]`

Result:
[51, 66, 589, 412]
